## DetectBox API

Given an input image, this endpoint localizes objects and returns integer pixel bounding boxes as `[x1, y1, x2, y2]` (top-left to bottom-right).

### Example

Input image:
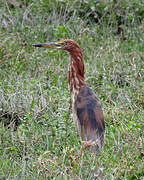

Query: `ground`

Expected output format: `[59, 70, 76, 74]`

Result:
[0, 1, 144, 179]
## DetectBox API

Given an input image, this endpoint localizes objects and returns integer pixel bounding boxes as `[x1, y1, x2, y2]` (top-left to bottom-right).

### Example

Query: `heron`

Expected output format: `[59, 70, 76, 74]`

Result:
[33, 39, 105, 152]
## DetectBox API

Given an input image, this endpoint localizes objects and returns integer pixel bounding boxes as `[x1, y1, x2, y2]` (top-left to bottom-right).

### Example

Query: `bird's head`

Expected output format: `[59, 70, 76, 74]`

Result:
[33, 39, 80, 53]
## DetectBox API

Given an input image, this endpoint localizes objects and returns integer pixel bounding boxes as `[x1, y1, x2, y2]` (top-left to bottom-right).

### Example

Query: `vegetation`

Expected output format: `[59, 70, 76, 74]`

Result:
[0, 0, 144, 179]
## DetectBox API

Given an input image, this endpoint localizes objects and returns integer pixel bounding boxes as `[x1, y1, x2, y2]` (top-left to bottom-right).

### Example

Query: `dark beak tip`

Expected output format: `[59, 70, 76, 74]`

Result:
[32, 44, 41, 47]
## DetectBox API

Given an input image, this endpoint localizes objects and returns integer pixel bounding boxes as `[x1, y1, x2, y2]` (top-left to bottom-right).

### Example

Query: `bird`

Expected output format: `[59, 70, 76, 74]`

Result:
[33, 39, 105, 152]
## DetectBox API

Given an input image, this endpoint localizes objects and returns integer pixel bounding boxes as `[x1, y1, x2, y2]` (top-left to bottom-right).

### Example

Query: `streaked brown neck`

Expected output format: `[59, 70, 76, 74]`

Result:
[68, 49, 86, 97]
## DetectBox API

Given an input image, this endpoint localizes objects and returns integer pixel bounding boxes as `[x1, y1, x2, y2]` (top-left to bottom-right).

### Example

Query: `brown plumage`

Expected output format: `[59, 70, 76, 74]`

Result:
[33, 39, 105, 152]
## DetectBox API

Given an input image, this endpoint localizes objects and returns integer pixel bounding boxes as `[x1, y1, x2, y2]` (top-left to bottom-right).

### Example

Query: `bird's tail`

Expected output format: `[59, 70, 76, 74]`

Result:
[83, 129, 105, 153]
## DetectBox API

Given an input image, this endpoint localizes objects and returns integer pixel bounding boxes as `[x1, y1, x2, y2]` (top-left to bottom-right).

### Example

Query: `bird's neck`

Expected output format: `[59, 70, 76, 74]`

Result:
[68, 50, 86, 100]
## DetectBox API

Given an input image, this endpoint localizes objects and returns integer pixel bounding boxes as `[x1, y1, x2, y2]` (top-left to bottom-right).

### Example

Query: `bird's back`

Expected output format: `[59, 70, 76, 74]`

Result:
[74, 86, 105, 151]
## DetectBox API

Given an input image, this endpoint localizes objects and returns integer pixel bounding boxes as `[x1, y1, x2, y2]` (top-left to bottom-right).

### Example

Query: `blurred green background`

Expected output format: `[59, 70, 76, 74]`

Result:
[0, 0, 144, 179]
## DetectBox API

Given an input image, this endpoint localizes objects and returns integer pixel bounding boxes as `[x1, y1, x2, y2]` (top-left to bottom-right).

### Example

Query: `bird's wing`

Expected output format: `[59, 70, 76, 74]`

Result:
[74, 86, 105, 147]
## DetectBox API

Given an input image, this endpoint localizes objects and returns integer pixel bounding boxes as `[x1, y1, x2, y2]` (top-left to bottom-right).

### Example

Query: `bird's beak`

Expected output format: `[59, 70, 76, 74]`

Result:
[33, 41, 64, 49]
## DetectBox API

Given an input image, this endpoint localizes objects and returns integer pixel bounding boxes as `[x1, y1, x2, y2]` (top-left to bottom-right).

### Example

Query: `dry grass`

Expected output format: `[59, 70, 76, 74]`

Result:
[0, 1, 144, 179]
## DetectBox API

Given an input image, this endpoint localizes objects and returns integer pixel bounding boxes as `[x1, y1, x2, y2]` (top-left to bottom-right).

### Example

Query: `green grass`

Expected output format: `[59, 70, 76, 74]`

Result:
[0, 0, 144, 179]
